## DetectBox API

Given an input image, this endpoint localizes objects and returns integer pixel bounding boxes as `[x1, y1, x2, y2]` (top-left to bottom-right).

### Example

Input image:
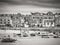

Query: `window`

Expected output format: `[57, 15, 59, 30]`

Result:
[8, 22, 10, 24]
[0, 25, 5, 27]
[4, 19, 6, 21]
[40, 19, 42, 23]
[41, 17, 43, 19]
[44, 17, 47, 19]
[49, 17, 52, 19]
[1, 14, 4, 16]
[0, 19, 2, 21]
[16, 17, 18, 19]
[47, 22, 49, 25]
[4, 22, 6, 24]
[8, 20, 10, 21]
[40, 21, 42, 23]
[16, 25, 17, 27]
[0, 22, 2, 24]
[51, 22, 53, 25]
[33, 17, 35, 19]
[33, 17, 39, 19]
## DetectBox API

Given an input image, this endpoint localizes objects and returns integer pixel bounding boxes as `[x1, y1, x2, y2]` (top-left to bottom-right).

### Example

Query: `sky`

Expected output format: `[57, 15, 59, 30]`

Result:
[0, 0, 60, 14]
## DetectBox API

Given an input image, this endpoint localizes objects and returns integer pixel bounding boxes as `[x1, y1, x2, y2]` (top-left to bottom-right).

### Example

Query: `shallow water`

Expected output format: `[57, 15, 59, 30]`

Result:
[0, 38, 60, 45]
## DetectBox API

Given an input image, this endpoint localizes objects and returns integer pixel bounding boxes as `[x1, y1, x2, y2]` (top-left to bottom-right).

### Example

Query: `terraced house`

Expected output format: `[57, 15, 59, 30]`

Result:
[0, 12, 60, 30]
[42, 12, 55, 28]
[30, 12, 43, 27]
[11, 13, 25, 29]
[0, 14, 12, 29]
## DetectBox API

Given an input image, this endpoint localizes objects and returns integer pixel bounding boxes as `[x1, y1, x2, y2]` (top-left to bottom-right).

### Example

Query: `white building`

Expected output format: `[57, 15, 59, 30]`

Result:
[42, 15, 55, 27]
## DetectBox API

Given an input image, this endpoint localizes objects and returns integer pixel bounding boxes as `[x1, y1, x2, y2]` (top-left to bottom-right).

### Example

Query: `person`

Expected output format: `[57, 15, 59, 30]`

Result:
[8, 35, 10, 38]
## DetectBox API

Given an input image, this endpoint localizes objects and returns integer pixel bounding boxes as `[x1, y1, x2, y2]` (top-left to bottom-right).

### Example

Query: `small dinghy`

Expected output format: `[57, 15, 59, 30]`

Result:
[1, 38, 17, 42]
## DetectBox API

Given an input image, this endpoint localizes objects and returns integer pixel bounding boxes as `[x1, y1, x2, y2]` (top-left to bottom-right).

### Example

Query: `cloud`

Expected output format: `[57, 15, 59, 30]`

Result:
[0, 0, 60, 4]
[32, 0, 60, 3]
[0, 0, 60, 8]
[0, 0, 60, 14]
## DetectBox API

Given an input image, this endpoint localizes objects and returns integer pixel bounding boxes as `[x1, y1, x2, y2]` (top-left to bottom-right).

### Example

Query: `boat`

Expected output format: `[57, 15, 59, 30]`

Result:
[1, 38, 17, 42]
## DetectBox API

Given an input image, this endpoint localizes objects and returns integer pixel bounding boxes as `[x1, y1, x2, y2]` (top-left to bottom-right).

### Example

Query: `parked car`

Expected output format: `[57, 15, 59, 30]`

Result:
[48, 34, 53, 38]
[48, 33, 54, 38]
[23, 33, 28, 37]
[41, 35, 49, 38]
[48, 33, 59, 38]
[53, 35, 59, 38]
[30, 33, 36, 36]
[37, 32, 41, 36]
[16, 34, 21, 37]
[38, 32, 40, 34]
